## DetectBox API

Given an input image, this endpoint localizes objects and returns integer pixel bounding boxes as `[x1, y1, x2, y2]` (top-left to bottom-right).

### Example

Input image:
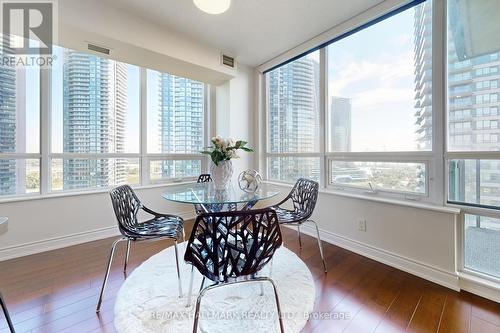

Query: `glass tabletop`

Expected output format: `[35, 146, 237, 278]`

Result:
[162, 182, 280, 205]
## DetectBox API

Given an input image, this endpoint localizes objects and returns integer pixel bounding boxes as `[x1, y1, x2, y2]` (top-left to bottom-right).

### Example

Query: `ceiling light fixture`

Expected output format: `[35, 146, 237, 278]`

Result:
[193, 0, 231, 14]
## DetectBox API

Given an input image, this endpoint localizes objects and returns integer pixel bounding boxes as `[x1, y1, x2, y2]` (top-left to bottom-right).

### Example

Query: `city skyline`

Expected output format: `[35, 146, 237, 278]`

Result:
[61, 49, 129, 190]
[267, 53, 320, 182]
[0, 44, 206, 194]
[158, 72, 204, 179]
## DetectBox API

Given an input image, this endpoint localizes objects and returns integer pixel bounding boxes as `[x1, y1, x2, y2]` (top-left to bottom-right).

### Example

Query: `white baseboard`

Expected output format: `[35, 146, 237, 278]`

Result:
[292, 224, 460, 291]
[0, 226, 120, 262]
[0, 211, 196, 262]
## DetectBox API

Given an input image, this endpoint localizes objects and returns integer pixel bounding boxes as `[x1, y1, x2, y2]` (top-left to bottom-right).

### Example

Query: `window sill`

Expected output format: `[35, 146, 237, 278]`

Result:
[0, 181, 195, 204]
[459, 271, 500, 303]
[264, 181, 461, 215]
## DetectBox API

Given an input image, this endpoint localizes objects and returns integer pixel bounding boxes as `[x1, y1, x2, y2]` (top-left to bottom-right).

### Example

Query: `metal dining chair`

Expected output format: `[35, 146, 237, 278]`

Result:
[184, 208, 285, 333]
[0, 293, 15, 333]
[270, 178, 327, 273]
[0, 217, 14, 332]
[96, 185, 185, 313]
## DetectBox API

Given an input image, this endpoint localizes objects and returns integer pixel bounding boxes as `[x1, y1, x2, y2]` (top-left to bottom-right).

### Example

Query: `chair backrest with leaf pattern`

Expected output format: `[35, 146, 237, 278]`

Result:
[287, 178, 319, 218]
[109, 185, 142, 236]
[185, 208, 282, 282]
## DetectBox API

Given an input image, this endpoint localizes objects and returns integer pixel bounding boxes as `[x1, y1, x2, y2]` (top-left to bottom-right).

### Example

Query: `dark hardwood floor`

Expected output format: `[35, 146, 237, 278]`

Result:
[1, 223, 499, 333]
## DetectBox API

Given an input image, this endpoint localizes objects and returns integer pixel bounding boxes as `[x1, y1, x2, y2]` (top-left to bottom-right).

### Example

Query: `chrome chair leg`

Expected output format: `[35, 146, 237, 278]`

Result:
[297, 225, 302, 249]
[192, 285, 206, 333]
[266, 277, 285, 333]
[0, 292, 15, 333]
[308, 220, 327, 273]
[174, 241, 183, 298]
[192, 277, 284, 333]
[123, 239, 131, 272]
[186, 265, 195, 307]
[96, 237, 126, 313]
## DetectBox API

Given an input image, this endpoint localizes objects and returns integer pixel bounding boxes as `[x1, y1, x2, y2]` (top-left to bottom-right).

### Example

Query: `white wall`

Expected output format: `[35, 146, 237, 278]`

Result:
[0, 187, 195, 260]
[215, 64, 255, 181]
[257, 184, 460, 290]
[228, 65, 255, 178]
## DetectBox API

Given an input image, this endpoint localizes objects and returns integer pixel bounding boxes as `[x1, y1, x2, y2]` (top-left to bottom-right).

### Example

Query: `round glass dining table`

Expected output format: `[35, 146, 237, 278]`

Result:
[162, 181, 280, 213]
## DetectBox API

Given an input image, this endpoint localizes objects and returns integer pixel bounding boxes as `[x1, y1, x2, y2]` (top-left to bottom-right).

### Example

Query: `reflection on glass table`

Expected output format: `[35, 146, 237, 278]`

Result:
[162, 181, 280, 213]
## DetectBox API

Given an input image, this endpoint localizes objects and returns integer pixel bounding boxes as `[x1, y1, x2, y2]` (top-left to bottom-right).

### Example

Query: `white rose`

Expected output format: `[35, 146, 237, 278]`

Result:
[228, 137, 236, 147]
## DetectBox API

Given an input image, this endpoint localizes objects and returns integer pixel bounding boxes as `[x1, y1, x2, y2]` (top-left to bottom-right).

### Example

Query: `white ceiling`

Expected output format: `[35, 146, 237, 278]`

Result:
[103, 0, 385, 66]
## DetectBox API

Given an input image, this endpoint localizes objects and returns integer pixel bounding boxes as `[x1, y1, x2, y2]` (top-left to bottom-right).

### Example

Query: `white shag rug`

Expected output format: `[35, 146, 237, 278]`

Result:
[114, 242, 315, 333]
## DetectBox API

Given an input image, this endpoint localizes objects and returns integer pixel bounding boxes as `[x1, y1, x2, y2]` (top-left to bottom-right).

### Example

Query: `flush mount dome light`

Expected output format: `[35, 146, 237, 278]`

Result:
[193, 0, 231, 14]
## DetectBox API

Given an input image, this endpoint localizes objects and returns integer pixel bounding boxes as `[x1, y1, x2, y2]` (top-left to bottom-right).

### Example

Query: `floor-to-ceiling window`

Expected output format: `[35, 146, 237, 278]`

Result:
[264, 0, 500, 284]
[0, 45, 209, 198]
[50, 46, 141, 191]
[326, 0, 432, 196]
[265, 0, 433, 200]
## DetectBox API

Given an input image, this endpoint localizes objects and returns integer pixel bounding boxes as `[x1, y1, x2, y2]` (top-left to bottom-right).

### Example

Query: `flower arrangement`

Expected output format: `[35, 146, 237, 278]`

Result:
[201, 135, 254, 166]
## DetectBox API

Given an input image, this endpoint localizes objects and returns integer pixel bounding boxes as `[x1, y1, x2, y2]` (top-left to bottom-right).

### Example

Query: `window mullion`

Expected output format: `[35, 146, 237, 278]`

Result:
[326, 151, 433, 161]
[140, 67, 149, 186]
[262, 74, 269, 180]
[205, 84, 212, 173]
[431, 0, 446, 206]
[40, 66, 51, 195]
[320, 47, 327, 188]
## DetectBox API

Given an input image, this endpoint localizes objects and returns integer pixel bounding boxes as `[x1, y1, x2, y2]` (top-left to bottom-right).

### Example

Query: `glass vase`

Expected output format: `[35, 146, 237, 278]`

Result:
[211, 160, 233, 190]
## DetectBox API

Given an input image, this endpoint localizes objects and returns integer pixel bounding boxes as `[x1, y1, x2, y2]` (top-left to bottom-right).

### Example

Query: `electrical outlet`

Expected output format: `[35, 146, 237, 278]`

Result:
[358, 219, 367, 232]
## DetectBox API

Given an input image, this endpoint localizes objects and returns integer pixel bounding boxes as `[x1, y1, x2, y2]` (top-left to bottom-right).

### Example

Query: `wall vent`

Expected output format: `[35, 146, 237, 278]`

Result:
[221, 53, 236, 69]
[87, 43, 110, 55]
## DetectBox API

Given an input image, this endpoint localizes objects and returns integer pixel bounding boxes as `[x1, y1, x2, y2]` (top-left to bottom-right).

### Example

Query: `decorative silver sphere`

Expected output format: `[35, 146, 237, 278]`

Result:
[238, 170, 262, 193]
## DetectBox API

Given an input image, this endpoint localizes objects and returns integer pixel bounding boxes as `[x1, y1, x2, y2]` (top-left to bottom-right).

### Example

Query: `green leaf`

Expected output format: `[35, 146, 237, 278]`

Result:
[240, 147, 254, 152]
[213, 150, 225, 166]
[210, 150, 218, 166]
[200, 151, 212, 155]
